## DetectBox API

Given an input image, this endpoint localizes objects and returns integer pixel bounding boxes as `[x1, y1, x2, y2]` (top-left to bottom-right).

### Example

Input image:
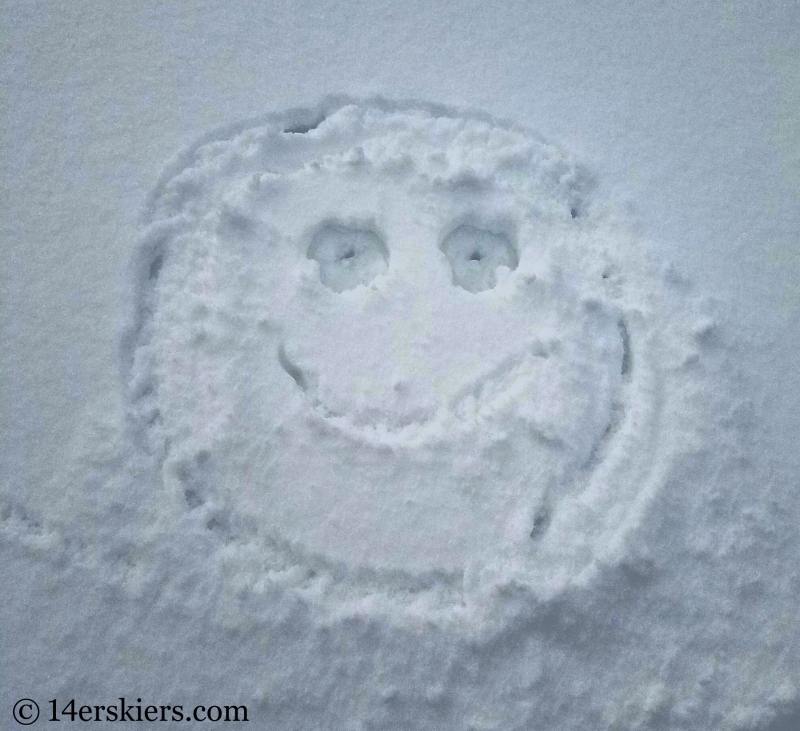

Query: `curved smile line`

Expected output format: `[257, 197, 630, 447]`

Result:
[277, 324, 630, 450]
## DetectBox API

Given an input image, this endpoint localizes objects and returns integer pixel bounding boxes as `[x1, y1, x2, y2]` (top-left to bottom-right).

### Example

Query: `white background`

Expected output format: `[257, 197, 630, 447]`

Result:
[2, 2, 799, 724]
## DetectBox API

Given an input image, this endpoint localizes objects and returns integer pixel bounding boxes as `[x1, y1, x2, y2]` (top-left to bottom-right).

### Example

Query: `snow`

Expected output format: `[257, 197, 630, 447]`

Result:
[2, 3, 799, 730]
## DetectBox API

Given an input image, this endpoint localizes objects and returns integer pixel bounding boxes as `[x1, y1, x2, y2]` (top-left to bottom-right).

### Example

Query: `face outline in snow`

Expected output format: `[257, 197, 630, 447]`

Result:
[130, 100, 681, 617]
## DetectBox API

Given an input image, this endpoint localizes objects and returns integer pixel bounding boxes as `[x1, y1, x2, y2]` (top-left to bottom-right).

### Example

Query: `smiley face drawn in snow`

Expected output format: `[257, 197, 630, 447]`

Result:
[127, 100, 694, 622]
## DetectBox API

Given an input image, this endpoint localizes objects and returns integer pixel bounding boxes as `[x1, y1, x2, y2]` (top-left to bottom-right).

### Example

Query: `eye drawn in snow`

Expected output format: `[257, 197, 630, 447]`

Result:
[307, 223, 389, 293]
[441, 224, 519, 293]
[124, 99, 702, 627]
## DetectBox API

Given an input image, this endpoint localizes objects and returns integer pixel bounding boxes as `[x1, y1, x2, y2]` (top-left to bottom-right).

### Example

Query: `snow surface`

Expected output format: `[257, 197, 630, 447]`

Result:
[2, 3, 799, 730]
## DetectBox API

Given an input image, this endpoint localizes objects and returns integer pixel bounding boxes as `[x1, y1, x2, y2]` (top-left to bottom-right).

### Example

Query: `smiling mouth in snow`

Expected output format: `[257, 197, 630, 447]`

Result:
[277, 318, 630, 452]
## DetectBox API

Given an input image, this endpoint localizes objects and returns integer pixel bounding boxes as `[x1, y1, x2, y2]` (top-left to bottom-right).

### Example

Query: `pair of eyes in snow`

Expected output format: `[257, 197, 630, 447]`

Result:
[308, 223, 518, 294]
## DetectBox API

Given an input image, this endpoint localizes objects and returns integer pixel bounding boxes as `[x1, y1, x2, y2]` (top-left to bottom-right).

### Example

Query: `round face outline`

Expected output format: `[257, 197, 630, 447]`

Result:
[126, 99, 697, 627]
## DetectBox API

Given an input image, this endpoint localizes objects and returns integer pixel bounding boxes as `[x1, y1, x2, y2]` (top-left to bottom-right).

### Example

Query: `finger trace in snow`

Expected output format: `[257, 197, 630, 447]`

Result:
[125, 99, 704, 628]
